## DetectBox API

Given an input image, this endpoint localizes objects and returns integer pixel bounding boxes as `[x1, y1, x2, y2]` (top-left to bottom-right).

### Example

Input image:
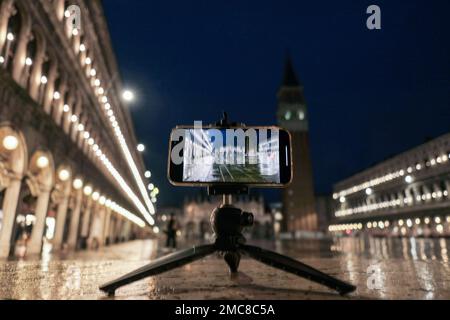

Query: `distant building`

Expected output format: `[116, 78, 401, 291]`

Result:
[277, 55, 317, 232]
[315, 194, 334, 232]
[330, 133, 450, 237]
[182, 193, 271, 240]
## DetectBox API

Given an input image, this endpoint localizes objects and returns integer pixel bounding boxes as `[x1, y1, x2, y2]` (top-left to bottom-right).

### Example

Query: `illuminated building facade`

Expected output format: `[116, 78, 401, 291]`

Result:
[0, 0, 155, 258]
[277, 56, 317, 232]
[330, 133, 450, 237]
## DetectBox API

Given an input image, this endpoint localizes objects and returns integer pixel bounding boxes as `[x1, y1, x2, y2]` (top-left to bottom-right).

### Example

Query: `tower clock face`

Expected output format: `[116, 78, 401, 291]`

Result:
[278, 103, 308, 131]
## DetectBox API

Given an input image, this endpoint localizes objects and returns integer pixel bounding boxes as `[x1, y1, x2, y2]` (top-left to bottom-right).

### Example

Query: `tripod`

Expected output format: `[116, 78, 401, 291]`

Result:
[99, 192, 356, 296]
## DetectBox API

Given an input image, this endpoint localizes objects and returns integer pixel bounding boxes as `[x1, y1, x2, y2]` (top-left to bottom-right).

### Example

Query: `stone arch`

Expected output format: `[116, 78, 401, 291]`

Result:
[0, 123, 28, 257]
[0, 124, 28, 179]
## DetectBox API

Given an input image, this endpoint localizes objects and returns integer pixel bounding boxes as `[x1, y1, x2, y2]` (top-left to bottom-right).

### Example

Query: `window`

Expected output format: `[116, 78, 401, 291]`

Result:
[284, 110, 292, 120]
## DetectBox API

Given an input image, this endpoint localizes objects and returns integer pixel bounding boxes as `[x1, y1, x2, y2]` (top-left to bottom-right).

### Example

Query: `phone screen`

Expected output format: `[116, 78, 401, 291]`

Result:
[170, 127, 285, 184]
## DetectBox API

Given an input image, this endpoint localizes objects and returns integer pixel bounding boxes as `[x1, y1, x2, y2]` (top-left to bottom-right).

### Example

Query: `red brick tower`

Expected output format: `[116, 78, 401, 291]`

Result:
[277, 56, 317, 232]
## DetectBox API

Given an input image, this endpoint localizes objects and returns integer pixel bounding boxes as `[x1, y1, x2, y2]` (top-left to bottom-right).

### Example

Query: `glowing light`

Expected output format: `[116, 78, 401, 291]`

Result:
[148, 183, 154, 191]
[64, 10, 70, 18]
[58, 169, 70, 181]
[63, 104, 70, 112]
[2, 135, 19, 151]
[137, 144, 145, 152]
[70, 115, 78, 122]
[36, 155, 49, 169]
[92, 191, 100, 201]
[83, 131, 90, 139]
[0, 56, 4, 64]
[85, 57, 92, 65]
[94, 79, 101, 86]
[90, 68, 96, 77]
[72, 28, 79, 36]
[40, 76, 48, 84]
[53, 91, 61, 100]
[6, 32, 14, 41]
[434, 217, 441, 224]
[101, 96, 108, 103]
[339, 196, 346, 203]
[25, 57, 33, 66]
[424, 217, 430, 224]
[436, 224, 444, 233]
[99, 196, 106, 205]
[79, 44, 86, 52]
[153, 226, 160, 234]
[122, 90, 135, 102]
[77, 124, 84, 131]
[415, 218, 421, 225]
[145, 171, 151, 178]
[406, 219, 413, 228]
[365, 188, 373, 195]
[83, 185, 93, 196]
[405, 175, 413, 184]
[73, 178, 83, 190]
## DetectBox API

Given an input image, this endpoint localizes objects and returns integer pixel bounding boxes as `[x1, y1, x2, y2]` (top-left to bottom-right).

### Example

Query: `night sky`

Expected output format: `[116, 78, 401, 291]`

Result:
[103, 0, 450, 207]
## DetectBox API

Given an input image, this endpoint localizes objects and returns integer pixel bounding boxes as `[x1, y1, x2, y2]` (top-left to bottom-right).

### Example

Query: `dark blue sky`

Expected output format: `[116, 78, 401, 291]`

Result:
[103, 0, 450, 207]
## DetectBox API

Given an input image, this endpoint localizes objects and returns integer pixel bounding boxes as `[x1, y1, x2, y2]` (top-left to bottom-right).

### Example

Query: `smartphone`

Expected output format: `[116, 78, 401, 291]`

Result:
[167, 126, 292, 187]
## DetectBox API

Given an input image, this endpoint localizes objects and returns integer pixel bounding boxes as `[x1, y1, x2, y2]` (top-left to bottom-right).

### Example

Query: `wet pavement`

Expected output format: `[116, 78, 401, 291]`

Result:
[0, 236, 449, 300]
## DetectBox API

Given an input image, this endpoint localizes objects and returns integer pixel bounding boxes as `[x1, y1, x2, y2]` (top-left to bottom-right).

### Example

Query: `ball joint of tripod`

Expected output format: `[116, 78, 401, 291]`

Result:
[211, 205, 254, 237]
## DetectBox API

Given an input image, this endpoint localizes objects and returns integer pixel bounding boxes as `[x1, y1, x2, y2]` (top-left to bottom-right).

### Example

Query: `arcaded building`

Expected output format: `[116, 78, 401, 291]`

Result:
[0, 0, 155, 258]
[330, 133, 450, 237]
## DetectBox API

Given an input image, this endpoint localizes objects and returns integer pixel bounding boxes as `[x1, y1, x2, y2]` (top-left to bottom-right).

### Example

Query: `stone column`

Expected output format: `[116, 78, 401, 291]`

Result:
[28, 189, 51, 255]
[43, 62, 57, 114]
[55, 0, 65, 21]
[67, 190, 82, 249]
[12, 16, 31, 83]
[0, 0, 13, 54]
[62, 95, 74, 134]
[53, 79, 67, 125]
[0, 177, 21, 258]
[80, 198, 93, 239]
[102, 208, 111, 245]
[29, 46, 46, 100]
[52, 182, 72, 250]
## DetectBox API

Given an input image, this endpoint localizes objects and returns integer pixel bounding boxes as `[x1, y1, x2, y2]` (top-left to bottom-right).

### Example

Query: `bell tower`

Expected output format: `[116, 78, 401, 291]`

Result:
[277, 55, 317, 232]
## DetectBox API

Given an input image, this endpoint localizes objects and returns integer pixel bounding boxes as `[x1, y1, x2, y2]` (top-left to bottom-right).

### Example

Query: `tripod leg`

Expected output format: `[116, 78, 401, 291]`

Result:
[240, 244, 356, 295]
[99, 244, 216, 295]
[224, 251, 240, 274]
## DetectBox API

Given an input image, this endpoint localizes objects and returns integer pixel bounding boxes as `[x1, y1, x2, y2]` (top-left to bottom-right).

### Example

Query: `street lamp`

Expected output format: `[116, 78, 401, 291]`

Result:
[137, 144, 145, 152]
[2, 135, 19, 151]
[58, 169, 70, 181]
[73, 178, 83, 190]
[122, 90, 134, 102]
[36, 155, 49, 169]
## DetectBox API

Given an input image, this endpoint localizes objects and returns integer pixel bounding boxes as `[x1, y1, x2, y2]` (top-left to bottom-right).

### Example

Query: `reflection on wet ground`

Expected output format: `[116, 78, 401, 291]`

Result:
[0, 237, 449, 300]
